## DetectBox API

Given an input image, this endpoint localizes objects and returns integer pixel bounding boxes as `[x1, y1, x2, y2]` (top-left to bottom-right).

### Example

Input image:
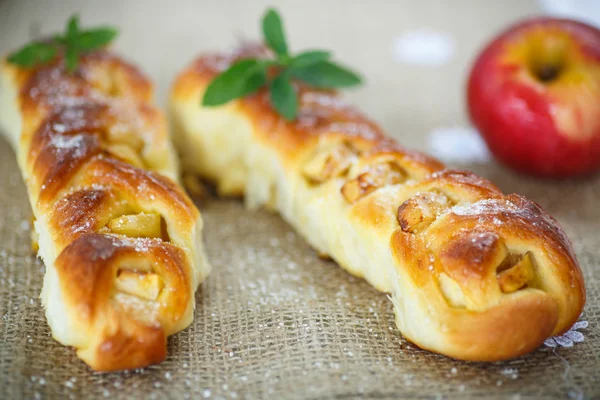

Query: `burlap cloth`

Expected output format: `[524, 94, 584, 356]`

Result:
[0, 0, 599, 398]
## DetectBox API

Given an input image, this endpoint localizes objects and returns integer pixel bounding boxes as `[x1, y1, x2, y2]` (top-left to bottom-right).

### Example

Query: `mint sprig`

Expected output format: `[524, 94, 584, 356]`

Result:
[7, 15, 118, 73]
[201, 8, 362, 121]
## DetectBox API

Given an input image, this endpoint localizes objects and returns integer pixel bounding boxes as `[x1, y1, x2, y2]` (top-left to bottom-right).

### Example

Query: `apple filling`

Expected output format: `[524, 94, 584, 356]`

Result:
[106, 212, 170, 242]
[104, 211, 172, 324]
[341, 162, 407, 203]
[438, 250, 536, 308]
[112, 258, 164, 324]
[115, 269, 164, 301]
[397, 190, 455, 234]
[88, 63, 128, 98]
[496, 252, 535, 293]
[438, 272, 466, 308]
[108, 212, 161, 239]
[112, 276, 164, 324]
[302, 142, 357, 184]
[103, 126, 147, 168]
[105, 143, 145, 168]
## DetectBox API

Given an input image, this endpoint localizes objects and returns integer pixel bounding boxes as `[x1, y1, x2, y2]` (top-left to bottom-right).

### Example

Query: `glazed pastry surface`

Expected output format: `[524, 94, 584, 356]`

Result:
[170, 45, 585, 361]
[0, 50, 210, 371]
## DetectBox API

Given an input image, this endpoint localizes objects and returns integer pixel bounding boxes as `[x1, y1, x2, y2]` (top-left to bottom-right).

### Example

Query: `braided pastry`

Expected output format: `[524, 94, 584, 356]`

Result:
[0, 50, 210, 371]
[170, 45, 585, 361]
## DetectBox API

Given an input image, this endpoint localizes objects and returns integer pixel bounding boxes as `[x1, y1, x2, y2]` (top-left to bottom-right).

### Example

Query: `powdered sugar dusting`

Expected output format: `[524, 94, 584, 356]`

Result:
[451, 198, 516, 217]
[50, 134, 86, 151]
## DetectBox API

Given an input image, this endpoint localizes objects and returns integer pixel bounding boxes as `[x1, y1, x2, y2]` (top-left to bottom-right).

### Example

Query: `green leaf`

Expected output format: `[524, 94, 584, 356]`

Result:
[65, 46, 79, 73]
[53, 34, 66, 45]
[7, 42, 57, 68]
[292, 60, 362, 88]
[202, 59, 266, 106]
[290, 50, 331, 68]
[66, 15, 80, 44]
[262, 8, 288, 56]
[6, 15, 118, 73]
[198, 9, 363, 121]
[269, 73, 297, 121]
[78, 27, 118, 50]
[240, 68, 267, 97]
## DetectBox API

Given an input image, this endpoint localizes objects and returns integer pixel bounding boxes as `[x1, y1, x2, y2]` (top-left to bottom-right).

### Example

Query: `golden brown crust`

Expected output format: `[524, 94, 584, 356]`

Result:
[173, 46, 445, 172]
[172, 44, 585, 361]
[3, 50, 206, 371]
[417, 289, 559, 361]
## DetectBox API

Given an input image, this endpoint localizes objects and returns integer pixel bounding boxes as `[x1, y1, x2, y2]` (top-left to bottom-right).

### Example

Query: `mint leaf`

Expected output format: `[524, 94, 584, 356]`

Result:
[199, 8, 363, 121]
[202, 59, 266, 106]
[6, 15, 118, 72]
[66, 15, 80, 44]
[78, 27, 118, 50]
[269, 73, 297, 121]
[292, 61, 362, 88]
[7, 43, 57, 67]
[53, 34, 66, 45]
[290, 50, 331, 68]
[240, 68, 267, 97]
[262, 8, 288, 56]
[65, 47, 79, 73]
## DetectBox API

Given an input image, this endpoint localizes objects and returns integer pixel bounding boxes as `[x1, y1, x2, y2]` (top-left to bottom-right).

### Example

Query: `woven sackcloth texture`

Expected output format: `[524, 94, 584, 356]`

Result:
[0, 0, 599, 398]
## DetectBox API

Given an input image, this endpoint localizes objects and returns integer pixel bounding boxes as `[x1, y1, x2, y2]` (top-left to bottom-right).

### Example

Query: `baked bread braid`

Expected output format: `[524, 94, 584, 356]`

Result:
[170, 45, 585, 361]
[0, 50, 210, 371]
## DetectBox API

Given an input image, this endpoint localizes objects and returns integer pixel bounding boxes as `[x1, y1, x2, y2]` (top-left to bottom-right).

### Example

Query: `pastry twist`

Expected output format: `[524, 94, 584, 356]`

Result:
[0, 50, 210, 371]
[170, 45, 585, 361]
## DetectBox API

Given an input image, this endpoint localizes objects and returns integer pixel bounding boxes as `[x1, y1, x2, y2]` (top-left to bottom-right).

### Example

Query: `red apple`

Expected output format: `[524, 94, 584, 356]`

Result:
[467, 18, 600, 178]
